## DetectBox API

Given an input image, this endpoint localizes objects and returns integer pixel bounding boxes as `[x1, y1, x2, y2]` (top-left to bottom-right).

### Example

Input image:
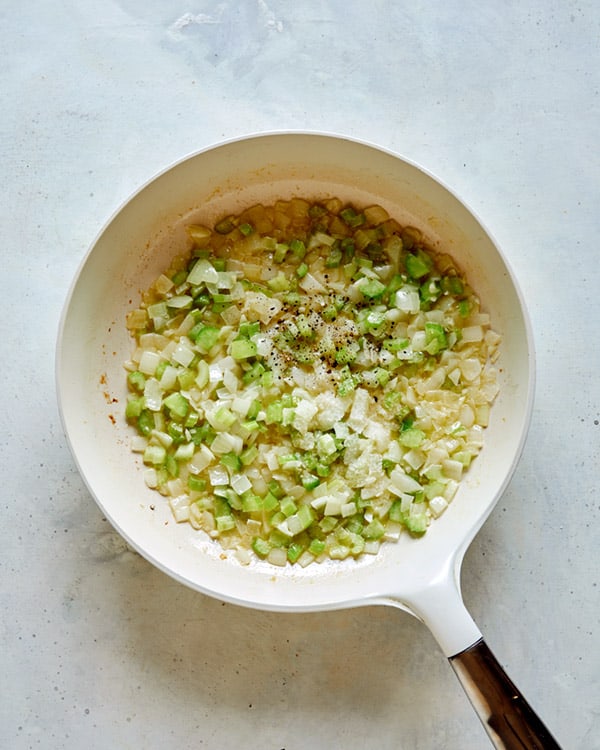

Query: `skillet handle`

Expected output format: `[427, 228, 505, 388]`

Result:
[449, 638, 562, 749]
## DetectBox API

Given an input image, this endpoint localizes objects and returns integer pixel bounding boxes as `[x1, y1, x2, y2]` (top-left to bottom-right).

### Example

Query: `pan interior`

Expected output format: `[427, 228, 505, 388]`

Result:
[57, 133, 533, 612]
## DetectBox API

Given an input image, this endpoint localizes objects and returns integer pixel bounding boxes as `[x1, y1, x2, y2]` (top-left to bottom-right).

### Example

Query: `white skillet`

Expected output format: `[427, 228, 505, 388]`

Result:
[56, 133, 560, 748]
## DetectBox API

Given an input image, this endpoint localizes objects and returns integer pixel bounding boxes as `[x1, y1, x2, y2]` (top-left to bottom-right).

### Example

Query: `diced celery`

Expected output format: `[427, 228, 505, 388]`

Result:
[126, 397, 144, 419]
[143, 444, 166, 466]
[404, 514, 428, 535]
[231, 339, 257, 360]
[261, 491, 279, 512]
[127, 370, 146, 392]
[241, 493, 262, 513]
[240, 445, 258, 466]
[287, 543, 305, 564]
[362, 518, 385, 540]
[164, 392, 190, 421]
[216, 515, 236, 532]
[308, 538, 326, 556]
[280, 496, 298, 517]
[220, 452, 242, 473]
[405, 249, 433, 279]
[188, 475, 207, 492]
[252, 537, 270, 557]
[359, 278, 386, 299]
[398, 427, 426, 448]
[301, 473, 320, 491]
[126, 198, 497, 566]
[265, 401, 283, 424]
[424, 322, 448, 354]
[214, 216, 235, 234]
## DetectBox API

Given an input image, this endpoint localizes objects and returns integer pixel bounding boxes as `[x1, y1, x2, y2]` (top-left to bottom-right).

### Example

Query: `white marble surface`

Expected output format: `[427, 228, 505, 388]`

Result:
[2, 2, 599, 748]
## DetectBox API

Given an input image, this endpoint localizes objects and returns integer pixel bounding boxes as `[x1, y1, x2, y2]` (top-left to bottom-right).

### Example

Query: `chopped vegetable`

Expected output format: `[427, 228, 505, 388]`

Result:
[125, 199, 500, 566]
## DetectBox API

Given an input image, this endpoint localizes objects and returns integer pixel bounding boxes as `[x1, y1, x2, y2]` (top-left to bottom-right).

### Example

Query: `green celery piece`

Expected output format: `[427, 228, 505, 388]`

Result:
[240, 445, 259, 466]
[389, 500, 404, 523]
[404, 514, 428, 535]
[441, 275, 464, 295]
[341, 237, 355, 258]
[261, 491, 279, 512]
[213, 407, 236, 430]
[301, 473, 320, 491]
[153, 361, 168, 381]
[143, 444, 166, 466]
[383, 337, 410, 352]
[362, 518, 385, 540]
[214, 216, 236, 234]
[188, 475, 207, 492]
[360, 278, 386, 299]
[371, 367, 390, 387]
[252, 537, 271, 557]
[335, 342, 359, 365]
[319, 516, 338, 533]
[177, 369, 196, 390]
[165, 454, 179, 477]
[242, 493, 263, 513]
[280, 496, 298, 517]
[216, 515, 236, 532]
[289, 238, 306, 259]
[245, 399, 261, 420]
[189, 422, 216, 446]
[269, 528, 291, 548]
[265, 401, 284, 424]
[295, 504, 315, 531]
[242, 362, 265, 384]
[345, 515, 363, 535]
[231, 338, 257, 360]
[424, 322, 448, 354]
[171, 270, 188, 286]
[127, 370, 146, 392]
[192, 292, 210, 308]
[273, 243, 288, 263]
[321, 305, 338, 322]
[213, 496, 233, 518]
[167, 421, 185, 443]
[239, 222, 254, 236]
[381, 458, 396, 474]
[268, 480, 284, 498]
[238, 321, 261, 338]
[125, 397, 144, 419]
[398, 427, 426, 448]
[137, 409, 154, 436]
[220, 452, 242, 473]
[420, 278, 441, 303]
[325, 246, 343, 268]
[458, 299, 472, 317]
[340, 206, 365, 228]
[296, 314, 315, 339]
[308, 203, 327, 219]
[267, 273, 290, 292]
[287, 543, 305, 564]
[164, 392, 190, 421]
[405, 249, 433, 279]
[189, 323, 220, 350]
[308, 538, 326, 556]
[338, 375, 358, 397]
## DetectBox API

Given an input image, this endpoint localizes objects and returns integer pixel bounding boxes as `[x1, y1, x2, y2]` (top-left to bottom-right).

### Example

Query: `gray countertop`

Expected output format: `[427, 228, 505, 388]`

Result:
[2, 2, 598, 748]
